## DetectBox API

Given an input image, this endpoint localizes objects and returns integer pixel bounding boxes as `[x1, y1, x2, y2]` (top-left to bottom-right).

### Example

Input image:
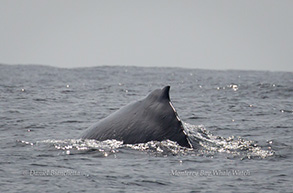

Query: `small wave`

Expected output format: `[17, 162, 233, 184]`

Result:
[280, 109, 293, 114]
[33, 98, 47, 102]
[17, 140, 34, 146]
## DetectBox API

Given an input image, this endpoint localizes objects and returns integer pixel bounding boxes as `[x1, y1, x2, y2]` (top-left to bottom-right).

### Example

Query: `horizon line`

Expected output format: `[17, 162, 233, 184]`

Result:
[0, 62, 292, 73]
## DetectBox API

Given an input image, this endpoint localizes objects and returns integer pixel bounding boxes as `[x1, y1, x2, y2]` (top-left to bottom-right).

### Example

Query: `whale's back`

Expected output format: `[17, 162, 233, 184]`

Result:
[81, 86, 191, 148]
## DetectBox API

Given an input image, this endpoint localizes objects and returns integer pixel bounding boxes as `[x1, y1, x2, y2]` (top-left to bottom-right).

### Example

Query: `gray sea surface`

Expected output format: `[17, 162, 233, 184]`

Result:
[0, 64, 292, 192]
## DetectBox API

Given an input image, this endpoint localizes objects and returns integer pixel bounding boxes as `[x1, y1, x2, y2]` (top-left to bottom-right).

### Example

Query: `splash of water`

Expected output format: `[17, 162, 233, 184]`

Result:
[183, 122, 275, 159]
[36, 139, 123, 157]
[125, 140, 193, 156]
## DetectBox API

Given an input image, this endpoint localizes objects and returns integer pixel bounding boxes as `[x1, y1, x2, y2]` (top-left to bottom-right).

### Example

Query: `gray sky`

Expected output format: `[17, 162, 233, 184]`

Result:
[1, 0, 292, 71]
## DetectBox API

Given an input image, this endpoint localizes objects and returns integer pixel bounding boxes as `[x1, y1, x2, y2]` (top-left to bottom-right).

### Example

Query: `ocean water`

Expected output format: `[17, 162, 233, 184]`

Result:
[0, 64, 292, 192]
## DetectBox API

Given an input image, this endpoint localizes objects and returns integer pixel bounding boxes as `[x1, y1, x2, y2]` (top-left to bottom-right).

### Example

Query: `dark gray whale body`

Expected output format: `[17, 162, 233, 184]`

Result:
[80, 86, 192, 148]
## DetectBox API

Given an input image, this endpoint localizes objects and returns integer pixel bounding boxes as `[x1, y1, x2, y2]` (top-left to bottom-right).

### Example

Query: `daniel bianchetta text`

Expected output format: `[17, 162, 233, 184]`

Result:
[170, 169, 251, 177]
[23, 170, 84, 176]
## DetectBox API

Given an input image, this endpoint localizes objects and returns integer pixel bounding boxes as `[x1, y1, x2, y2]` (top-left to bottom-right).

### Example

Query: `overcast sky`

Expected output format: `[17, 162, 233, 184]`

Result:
[1, 0, 292, 71]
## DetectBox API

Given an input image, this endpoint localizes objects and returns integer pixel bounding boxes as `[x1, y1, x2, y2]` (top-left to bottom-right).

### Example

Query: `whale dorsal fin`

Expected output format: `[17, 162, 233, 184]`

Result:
[160, 86, 170, 101]
[146, 86, 171, 101]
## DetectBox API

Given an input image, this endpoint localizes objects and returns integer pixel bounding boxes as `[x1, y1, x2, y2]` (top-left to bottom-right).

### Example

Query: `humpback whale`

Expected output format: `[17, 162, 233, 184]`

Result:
[80, 86, 192, 148]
